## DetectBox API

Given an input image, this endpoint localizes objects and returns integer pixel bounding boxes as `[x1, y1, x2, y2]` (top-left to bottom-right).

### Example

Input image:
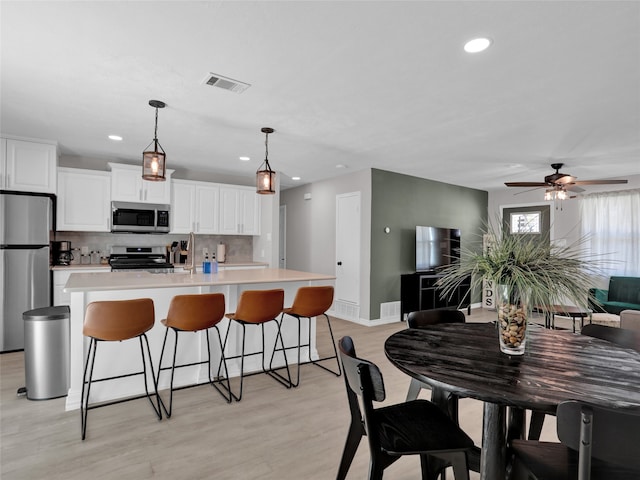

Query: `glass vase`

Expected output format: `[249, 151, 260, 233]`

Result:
[496, 285, 531, 355]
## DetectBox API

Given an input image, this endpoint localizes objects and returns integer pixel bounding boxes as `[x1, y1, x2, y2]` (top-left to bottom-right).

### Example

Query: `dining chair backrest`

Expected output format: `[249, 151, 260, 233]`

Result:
[338, 336, 385, 404]
[556, 400, 640, 478]
[406, 309, 465, 329]
[580, 323, 640, 352]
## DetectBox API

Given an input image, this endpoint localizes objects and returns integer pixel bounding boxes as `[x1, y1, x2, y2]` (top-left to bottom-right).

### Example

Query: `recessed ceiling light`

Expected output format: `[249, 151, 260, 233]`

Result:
[464, 37, 492, 53]
[239, 156, 250, 161]
[291, 176, 301, 181]
[108, 135, 123, 141]
[335, 164, 347, 169]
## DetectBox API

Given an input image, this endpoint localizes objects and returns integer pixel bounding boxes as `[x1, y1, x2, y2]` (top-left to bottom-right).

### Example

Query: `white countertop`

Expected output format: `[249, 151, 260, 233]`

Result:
[64, 268, 335, 292]
[52, 261, 268, 271]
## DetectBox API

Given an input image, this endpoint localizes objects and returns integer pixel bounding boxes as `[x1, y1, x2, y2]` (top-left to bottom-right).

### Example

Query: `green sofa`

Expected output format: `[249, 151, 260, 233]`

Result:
[589, 276, 640, 315]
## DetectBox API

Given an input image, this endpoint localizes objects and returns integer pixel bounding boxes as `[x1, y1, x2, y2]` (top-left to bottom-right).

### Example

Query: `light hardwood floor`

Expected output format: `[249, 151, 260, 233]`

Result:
[0, 309, 559, 479]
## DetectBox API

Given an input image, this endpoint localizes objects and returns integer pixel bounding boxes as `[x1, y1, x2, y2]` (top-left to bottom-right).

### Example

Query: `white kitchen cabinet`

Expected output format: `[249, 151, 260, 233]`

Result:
[171, 179, 219, 234]
[0, 137, 58, 193]
[109, 162, 173, 204]
[57, 168, 111, 231]
[53, 268, 108, 305]
[219, 186, 260, 235]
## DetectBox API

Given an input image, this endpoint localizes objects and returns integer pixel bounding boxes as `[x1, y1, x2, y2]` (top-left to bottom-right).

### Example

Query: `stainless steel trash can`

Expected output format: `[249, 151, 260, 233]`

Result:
[23, 306, 70, 400]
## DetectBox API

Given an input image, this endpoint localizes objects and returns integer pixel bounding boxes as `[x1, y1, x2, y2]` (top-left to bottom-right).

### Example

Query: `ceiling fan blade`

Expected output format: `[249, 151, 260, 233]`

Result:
[514, 186, 544, 195]
[571, 179, 629, 185]
[566, 185, 585, 193]
[505, 182, 548, 187]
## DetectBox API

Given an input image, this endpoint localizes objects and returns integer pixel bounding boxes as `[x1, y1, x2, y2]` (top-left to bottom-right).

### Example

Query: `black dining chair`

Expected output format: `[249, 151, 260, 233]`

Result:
[521, 323, 640, 443]
[336, 335, 474, 480]
[405, 309, 465, 424]
[580, 323, 640, 352]
[511, 400, 640, 480]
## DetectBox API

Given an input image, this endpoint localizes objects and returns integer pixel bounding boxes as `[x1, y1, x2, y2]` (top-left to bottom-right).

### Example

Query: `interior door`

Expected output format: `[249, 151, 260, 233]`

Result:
[279, 205, 286, 269]
[502, 204, 551, 245]
[336, 192, 360, 305]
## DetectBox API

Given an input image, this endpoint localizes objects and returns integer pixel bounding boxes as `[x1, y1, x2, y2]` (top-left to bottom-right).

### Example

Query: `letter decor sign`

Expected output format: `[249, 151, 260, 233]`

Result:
[482, 234, 496, 310]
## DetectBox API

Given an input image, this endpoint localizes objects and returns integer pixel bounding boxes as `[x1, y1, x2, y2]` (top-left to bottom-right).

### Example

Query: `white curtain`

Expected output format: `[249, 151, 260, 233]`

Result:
[580, 189, 640, 277]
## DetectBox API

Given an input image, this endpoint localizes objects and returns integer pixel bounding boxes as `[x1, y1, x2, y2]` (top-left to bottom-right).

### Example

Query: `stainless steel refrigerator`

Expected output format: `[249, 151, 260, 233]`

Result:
[1, 191, 53, 352]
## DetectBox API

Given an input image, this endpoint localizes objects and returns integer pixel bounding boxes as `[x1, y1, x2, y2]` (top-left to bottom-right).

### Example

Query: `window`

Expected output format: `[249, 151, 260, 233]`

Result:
[580, 189, 640, 277]
[509, 212, 541, 234]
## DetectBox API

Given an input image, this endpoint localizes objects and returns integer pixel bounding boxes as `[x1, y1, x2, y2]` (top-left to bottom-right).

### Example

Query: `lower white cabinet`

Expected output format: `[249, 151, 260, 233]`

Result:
[53, 268, 109, 305]
[57, 168, 111, 231]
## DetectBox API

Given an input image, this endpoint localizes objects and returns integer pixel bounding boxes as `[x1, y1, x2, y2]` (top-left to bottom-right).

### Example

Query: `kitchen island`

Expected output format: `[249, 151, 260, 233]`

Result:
[64, 268, 335, 411]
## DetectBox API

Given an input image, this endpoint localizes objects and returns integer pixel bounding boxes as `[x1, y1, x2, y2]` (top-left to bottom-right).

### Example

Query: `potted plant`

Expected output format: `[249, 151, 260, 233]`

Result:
[436, 224, 604, 355]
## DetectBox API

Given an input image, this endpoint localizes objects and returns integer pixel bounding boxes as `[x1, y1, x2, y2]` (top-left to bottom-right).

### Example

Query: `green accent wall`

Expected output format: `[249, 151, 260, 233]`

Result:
[370, 168, 488, 319]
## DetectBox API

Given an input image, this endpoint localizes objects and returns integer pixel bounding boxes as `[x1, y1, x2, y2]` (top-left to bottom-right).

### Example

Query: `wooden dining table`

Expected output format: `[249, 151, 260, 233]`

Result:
[384, 322, 640, 480]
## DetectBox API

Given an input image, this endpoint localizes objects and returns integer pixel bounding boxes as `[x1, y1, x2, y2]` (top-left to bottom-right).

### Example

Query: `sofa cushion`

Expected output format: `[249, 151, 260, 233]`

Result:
[609, 277, 640, 304]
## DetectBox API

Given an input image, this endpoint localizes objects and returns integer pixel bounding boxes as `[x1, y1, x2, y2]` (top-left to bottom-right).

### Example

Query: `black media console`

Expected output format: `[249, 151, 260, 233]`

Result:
[400, 273, 471, 321]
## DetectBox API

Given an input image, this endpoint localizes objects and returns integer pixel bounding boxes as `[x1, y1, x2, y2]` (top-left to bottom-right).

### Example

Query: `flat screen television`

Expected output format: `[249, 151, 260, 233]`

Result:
[416, 226, 461, 272]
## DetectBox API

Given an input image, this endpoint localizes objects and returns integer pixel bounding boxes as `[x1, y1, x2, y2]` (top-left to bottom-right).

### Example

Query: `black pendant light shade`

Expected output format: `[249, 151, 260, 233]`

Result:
[256, 127, 276, 195]
[142, 100, 167, 181]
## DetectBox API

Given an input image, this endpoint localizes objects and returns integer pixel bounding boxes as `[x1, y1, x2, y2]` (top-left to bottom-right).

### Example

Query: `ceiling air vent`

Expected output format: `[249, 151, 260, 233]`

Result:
[201, 73, 250, 93]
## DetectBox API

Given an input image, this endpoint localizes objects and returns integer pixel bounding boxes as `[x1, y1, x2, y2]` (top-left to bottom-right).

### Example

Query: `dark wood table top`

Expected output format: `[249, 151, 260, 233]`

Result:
[534, 305, 591, 317]
[384, 323, 640, 414]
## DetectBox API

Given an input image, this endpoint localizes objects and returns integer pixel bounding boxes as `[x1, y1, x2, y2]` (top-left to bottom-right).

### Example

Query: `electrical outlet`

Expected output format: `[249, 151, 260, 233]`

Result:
[202, 247, 209, 256]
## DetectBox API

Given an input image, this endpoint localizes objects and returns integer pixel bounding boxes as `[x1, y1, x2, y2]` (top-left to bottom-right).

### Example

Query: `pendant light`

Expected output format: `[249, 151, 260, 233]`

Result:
[142, 100, 167, 181]
[256, 127, 276, 195]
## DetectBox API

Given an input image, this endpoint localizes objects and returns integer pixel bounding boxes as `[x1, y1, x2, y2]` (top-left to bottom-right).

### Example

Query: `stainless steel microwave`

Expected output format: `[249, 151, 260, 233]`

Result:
[111, 201, 170, 233]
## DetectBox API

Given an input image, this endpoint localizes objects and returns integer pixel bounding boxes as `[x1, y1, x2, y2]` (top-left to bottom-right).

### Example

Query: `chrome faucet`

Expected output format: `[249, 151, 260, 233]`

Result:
[184, 231, 196, 275]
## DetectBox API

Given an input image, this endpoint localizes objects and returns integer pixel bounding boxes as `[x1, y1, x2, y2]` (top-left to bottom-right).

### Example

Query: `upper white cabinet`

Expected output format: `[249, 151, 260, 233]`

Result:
[219, 186, 260, 235]
[57, 168, 111, 232]
[171, 179, 219, 234]
[0, 137, 58, 193]
[109, 163, 173, 204]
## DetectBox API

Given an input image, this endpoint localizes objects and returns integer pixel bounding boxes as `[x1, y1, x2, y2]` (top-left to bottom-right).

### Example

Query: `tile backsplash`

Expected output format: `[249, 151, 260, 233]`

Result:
[53, 232, 253, 265]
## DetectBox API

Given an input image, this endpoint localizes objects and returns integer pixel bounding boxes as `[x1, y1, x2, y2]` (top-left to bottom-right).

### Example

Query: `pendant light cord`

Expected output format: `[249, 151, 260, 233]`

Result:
[154, 107, 159, 141]
[264, 130, 269, 161]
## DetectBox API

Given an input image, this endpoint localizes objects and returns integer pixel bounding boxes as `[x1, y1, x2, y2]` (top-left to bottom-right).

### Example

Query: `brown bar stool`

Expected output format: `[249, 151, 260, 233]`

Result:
[271, 285, 341, 386]
[217, 289, 291, 401]
[80, 298, 162, 440]
[157, 293, 231, 418]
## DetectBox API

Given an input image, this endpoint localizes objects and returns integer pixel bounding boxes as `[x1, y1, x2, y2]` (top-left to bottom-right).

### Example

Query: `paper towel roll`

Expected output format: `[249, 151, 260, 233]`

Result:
[216, 243, 226, 263]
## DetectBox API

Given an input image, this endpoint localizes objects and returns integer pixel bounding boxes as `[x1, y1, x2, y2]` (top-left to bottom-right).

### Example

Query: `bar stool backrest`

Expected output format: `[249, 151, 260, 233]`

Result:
[83, 298, 155, 341]
[288, 286, 334, 318]
[164, 293, 226, 331]
[232, 289, 284, 323]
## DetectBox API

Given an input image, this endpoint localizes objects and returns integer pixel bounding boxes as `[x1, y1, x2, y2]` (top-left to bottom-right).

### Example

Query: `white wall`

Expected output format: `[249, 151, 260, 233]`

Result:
[488, 174, 640, 288]
[488, 174, 640, 242]
[280, 169, 372, 319]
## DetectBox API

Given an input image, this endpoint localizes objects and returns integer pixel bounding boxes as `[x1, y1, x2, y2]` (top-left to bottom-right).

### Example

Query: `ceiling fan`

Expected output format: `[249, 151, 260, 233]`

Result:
[505, 163, 629, 195]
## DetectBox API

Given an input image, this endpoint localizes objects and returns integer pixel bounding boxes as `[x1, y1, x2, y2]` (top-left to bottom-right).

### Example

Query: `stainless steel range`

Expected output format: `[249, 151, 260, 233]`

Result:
[109, 246, 174, 273]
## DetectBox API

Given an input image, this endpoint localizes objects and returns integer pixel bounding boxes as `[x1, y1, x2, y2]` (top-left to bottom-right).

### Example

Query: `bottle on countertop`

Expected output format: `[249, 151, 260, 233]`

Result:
[212, 253, 218, 274]
[203, 254, 212, 274]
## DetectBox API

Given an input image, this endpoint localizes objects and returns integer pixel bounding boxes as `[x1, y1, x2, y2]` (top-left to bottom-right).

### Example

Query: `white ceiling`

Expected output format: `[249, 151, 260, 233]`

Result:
[2, 1, 639, 192]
